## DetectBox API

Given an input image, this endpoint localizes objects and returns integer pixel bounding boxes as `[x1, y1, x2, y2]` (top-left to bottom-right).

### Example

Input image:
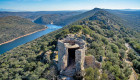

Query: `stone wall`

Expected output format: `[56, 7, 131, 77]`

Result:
[57, 34, 86, 76]
[57, 34, 102, 79]
[57, 41, 67, 71]
[85, 56, 102, 69]
[75, 49, 85, 71]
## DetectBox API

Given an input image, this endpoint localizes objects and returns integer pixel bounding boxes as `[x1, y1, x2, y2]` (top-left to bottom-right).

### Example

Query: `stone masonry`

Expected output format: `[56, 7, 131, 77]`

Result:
[57, 34, 86, 77]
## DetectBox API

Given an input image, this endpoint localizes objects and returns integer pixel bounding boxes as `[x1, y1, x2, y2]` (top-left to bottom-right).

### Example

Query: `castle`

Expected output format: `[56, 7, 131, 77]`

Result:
[57, 34, 101, 79]
[57, 34, 86, 77]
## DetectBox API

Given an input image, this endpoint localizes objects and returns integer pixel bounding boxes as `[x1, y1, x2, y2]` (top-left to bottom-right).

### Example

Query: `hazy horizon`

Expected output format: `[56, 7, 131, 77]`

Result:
[0, 0, 140, 11]
[1, 8, 140, 12]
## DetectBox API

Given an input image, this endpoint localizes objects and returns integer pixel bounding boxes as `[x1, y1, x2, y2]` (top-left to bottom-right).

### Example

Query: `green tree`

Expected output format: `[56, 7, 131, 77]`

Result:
[101, 72, 108, 80]
[83, 28, 90, 34]
[28, 74, 39, 80]
[110, 43, 119, 53]
[69, 25, 83, 33]
[120, 49, 126, 59]
[102, 37, 108, 45]
[85, 67, 95, 80]
[138, 74, 140, 80]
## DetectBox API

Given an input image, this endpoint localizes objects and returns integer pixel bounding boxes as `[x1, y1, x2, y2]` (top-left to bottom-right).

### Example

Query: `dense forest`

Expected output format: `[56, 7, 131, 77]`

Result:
[0, 8, 140, 80]
[0, 16, 45, 44]
[107, 10, 140, 31]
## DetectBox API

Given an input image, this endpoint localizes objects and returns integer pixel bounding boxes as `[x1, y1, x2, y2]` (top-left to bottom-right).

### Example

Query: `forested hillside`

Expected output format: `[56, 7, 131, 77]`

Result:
[107, 10, 140, 31]
[0, 16, 45, 44]
[34, 8, 103, 25]
[0, 8, 140, 80]
[34, 12, 81, 25]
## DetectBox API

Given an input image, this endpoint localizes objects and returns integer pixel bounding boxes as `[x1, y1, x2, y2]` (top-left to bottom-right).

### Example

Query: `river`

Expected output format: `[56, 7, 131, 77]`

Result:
[0, 24, 62, 54]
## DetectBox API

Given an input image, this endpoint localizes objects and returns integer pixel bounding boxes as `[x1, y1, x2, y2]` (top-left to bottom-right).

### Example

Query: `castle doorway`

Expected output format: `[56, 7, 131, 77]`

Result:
[68, 48, 77, 66]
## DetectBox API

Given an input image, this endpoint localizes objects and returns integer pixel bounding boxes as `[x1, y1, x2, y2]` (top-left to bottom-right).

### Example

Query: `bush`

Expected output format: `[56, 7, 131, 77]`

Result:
[110, 43, 119, 53]
[55, 29, 69, 39]
[85, 67, 100, 80]
[102, 37, 108, 45]
[120, 49, 126, 59]
[132, 59, 140, 73]
[101, 72, 108, 80]
[82, 28, 90, 34]
[85, 67, 94, 80]
[69, 25, 83, 33]
[28, 74, 39, 80]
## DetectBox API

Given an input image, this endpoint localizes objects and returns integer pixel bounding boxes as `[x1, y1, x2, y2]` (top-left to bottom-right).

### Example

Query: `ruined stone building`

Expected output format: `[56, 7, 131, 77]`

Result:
[57, 34, 86, 77]
[57, 34, 102, 79]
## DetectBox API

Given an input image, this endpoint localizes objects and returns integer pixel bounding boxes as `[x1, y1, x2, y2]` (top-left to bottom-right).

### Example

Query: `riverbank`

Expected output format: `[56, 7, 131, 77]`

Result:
[0, 27, 48, 46]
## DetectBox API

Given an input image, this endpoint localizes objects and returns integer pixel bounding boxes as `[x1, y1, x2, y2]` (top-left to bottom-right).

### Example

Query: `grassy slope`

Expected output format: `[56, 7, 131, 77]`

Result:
[0, 16, 45, 44]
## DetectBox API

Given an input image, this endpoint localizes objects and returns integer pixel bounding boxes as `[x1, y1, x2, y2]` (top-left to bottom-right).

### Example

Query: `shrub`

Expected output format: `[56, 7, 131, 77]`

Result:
[82, 28, 90, 34]
[85, 67, 95, 80]
[69, 25, 83, 33]
[110, 43, 119, 53]
[85, 67, 100, 80]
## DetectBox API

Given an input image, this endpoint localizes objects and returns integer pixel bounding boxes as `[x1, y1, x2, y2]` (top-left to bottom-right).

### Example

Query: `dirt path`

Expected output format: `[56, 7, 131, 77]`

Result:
[125, 43, 137, 80]
[0, 27, 47, 46]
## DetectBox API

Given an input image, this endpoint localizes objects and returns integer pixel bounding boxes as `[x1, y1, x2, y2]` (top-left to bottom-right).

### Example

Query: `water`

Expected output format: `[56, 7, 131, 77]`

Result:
[0, 24, 62, 54]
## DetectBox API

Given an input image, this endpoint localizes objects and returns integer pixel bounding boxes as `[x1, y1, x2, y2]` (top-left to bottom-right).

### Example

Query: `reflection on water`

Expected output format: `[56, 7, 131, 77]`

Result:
[0, 24, 62, 54]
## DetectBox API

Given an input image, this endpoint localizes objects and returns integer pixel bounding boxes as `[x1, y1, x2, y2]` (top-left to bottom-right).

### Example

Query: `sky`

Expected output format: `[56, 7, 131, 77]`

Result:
[0, 0, 140, 11]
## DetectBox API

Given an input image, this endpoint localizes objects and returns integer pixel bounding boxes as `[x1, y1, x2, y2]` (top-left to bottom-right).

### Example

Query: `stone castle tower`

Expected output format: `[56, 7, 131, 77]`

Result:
[57, 34, 86, 77]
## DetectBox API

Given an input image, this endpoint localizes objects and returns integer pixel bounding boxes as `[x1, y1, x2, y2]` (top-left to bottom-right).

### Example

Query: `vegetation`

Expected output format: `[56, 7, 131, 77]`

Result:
[128, 50, 140, 73]
[0, 8, 140, 80]
[0, 16, 45, 44]
[34, 12, 82, 25]
[129, 41, 140, 53]
[85, 67, 100, 80]
[35, 8, 103, 26]
[108, 10, 140, 32]
[0, 11, 83, 20]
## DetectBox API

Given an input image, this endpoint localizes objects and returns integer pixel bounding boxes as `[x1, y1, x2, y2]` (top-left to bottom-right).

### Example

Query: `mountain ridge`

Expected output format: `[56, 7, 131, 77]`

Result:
[0, 8, 139, 80]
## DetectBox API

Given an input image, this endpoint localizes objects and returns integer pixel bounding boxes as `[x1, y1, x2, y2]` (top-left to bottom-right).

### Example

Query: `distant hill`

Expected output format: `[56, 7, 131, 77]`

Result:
[34, 8, 103, 25]
[34, 14, 66, 25]
[113, 9, 140, 11]
[1, 9, 140, 31]
[0, 16, 45, 44]
[0, 11, 84, 21]
[34, 12, 82, 25]
[107, 9, 140, 31]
